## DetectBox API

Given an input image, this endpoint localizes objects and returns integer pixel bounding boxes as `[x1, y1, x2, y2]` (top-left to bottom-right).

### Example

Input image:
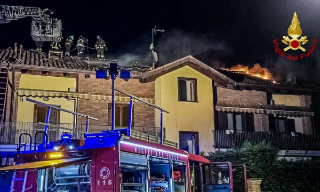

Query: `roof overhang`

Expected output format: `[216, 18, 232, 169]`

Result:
[17, 88, 155, 104]
[139, 56, 236, 87]
[215, 101, 314, 117]
[236, 83, 320, 94]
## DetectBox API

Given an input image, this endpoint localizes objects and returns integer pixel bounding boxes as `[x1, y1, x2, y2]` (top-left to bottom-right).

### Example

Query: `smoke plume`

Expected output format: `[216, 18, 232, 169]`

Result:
[114, 30, 230, 66]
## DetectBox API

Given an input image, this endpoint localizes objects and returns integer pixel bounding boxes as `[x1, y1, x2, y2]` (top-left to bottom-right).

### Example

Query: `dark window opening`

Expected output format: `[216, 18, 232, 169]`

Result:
[33, 104, 60, 142]
[108, 103, 133, 127]
[269, 116, 296, 133]
[178, 78, 197, 102]
[217, 112, 254, 132]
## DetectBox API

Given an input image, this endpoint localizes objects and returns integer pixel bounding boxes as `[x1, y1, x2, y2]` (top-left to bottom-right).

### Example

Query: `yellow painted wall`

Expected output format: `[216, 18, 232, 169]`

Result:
[272, 94, 301, 106]
[17, 74, 76, 123]
[155, 66, 214, 153]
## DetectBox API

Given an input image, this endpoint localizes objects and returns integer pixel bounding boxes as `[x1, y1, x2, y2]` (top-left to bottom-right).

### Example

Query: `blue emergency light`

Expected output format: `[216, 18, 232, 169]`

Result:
[120, 70, 131, 79]
[61, 132, 72, 140]
[96, 69, 107, 79]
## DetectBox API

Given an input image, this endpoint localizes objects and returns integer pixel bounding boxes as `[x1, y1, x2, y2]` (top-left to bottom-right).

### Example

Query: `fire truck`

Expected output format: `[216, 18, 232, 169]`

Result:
[0, 130, 247, 192]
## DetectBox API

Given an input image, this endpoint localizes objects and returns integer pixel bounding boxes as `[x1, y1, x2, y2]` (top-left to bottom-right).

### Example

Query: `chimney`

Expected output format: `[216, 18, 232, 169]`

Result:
[286, 74, 297, 84]
[19, 45, 23, 56]
[14, 43, 18, 54]
[270, 99, 275, 105]
[292, 75, 297, 84]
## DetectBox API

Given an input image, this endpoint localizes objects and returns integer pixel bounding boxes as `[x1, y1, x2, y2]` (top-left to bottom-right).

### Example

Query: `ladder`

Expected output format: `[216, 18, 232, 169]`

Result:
[10, 171, 28, 192]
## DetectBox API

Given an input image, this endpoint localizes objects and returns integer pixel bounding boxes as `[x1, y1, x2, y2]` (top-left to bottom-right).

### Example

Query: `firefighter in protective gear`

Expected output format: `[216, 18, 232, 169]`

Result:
[35, 41, 43, 52]
[95, 35, 107, 59]
[65, 36, 74, 56]
[50, 41, 61, 50]
[77, 35, 87, 56]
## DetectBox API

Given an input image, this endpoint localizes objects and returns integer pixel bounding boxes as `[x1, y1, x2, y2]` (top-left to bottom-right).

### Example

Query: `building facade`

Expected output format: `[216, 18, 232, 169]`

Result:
[0, 46, 319, 157]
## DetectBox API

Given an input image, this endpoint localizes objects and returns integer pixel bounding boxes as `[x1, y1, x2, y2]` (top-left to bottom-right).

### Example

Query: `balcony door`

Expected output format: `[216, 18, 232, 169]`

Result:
[269, 116, 295, 133]
[108, 103, 133, 128]
[217, 112, 254, 132]
[34, 104, 60, 142]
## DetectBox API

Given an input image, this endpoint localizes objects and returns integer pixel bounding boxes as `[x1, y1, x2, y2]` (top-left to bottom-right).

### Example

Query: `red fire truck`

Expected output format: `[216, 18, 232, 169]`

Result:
[0, 130, 210, 192]
[0, 130, 248, 192]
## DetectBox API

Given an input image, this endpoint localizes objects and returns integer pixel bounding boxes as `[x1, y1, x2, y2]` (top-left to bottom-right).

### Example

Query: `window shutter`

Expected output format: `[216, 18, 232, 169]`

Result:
[178, 79, 187, 101]
[217, 112, 227, 130]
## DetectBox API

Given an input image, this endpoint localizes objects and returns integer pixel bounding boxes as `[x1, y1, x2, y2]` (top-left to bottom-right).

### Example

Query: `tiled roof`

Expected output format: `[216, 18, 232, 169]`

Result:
[0, 48, 153, 75]
[0, 48, 97, 71]
[216, 69, 320, 92]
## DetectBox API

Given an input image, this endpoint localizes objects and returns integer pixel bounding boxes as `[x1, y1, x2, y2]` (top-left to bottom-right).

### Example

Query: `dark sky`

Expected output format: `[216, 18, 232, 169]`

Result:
[1, 0, 320, 81]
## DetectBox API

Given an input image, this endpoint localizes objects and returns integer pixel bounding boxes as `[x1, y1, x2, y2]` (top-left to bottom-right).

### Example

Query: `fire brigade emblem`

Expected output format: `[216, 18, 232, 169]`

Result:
[100, 167, 110, 179]
[282, 12, 308, 52]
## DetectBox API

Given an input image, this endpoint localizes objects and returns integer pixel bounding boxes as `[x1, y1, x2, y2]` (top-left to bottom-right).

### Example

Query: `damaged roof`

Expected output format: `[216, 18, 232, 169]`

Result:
[0, 48, 97, 73]
[0, 47, 152, 75]
[216, 69, 320, 93]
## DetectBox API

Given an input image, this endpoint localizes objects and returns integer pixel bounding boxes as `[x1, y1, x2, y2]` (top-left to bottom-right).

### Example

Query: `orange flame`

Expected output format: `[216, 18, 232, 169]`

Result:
[221, 64, 273, 80]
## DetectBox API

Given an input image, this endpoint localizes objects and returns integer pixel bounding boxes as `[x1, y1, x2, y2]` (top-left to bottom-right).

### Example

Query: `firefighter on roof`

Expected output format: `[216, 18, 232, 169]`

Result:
[50, 41, 61, 50]
[35, 41, 43, 52]
[65, 35, 74, 56]
[77, 35, 87, 56]
[95, 35, 107, 59]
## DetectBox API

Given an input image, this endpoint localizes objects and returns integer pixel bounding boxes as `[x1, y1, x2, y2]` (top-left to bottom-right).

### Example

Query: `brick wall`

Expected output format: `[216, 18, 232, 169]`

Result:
[77, 74, 155, 126]
[217, 87, 267, 104]
[217, 87, 269, 131]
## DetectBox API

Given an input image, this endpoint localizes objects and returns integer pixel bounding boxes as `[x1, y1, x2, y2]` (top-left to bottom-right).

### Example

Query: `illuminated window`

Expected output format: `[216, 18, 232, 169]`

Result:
[178, 78, 197, 102]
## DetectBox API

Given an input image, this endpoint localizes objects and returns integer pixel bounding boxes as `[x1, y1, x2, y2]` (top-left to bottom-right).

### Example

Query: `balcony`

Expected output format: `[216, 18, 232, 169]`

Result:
[213, 130, 320, 150]
[0, 122, 177, 148]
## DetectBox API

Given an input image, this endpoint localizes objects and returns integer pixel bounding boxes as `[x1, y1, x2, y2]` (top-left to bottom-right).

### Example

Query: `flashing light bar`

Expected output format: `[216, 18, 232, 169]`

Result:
[120, 140, 188, 157]
[50, 153, 62, 158]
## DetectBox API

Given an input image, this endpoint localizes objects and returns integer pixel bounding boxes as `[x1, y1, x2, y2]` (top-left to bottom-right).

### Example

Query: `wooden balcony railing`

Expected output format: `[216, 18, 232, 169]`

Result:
[213, 130, 320, 150]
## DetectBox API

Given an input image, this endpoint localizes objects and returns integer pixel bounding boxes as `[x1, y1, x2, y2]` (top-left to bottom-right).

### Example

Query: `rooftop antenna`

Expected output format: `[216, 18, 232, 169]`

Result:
[150, 26, 165, 67]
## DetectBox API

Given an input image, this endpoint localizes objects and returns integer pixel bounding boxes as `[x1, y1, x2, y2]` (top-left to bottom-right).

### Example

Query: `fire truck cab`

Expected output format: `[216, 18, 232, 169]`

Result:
[0, 129, 210, 192]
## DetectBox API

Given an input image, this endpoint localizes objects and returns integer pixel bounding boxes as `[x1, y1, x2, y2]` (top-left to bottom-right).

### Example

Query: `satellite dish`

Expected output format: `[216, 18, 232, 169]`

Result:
[151, 51, 158, 63]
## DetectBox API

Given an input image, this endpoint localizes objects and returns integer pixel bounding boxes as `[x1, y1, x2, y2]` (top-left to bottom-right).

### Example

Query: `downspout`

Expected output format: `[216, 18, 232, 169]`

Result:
[9, 66, 15, 123]
[73, 98, 78, 138]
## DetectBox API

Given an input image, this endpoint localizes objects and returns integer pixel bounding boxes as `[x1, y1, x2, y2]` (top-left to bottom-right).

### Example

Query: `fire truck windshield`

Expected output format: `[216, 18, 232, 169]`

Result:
[203, 163, 230, 185]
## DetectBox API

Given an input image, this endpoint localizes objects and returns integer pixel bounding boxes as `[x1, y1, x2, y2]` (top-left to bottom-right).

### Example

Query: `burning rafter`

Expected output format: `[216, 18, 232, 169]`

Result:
[221, 64, 274, 81]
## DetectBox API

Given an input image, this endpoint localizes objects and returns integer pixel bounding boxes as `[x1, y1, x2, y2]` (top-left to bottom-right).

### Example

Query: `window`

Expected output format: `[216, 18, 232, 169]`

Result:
[217, 112, 254, 132]
[108, 103, 133, 127]
[178, 78, 197, 102]
[269, 116, 295, 133]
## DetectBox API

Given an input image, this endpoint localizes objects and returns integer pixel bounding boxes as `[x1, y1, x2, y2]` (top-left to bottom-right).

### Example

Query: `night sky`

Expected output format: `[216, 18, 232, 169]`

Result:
[1, 0, 320, 82]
